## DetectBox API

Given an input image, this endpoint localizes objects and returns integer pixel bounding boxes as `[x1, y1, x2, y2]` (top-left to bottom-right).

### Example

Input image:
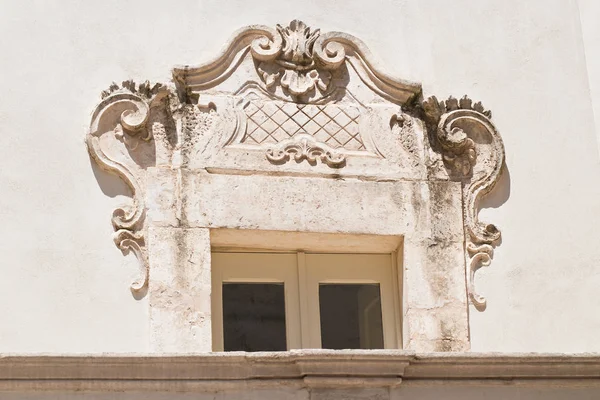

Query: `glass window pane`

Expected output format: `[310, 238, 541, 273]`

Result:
[319, 283, 384, 349]
[222, 283, 287, 352]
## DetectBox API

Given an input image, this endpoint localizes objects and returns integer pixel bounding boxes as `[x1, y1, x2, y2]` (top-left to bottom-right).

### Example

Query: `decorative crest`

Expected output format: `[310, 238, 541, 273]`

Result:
[174, 19, 421, 104]
[256, 20, 332, 98]
[277, 20, 320, 67]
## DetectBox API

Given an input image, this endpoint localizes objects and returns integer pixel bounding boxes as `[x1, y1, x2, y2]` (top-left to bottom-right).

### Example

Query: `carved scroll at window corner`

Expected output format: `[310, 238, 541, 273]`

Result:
[422, 95, 506, 311]
[88, 80, 172, 295]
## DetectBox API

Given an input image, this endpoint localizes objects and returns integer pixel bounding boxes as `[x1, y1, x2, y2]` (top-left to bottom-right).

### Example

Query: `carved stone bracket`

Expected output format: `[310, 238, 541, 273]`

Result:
[88, 80, 170, 294]
[265, 133, 346, 167]
[423, 95, 505, 310]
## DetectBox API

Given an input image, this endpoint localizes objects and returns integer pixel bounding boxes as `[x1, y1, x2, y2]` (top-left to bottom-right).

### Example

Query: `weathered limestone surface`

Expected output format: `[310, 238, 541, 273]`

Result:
[147, 172, 470, 351]
[148, 227, 212, 352]
[85, 20, 505, 352]
[2, 0, 600, 357]
[4, 387, 600, 400]
[1, 352, 600, 398]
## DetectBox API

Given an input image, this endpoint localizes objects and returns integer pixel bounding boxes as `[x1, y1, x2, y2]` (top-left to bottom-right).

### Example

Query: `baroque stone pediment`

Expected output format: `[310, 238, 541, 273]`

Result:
[87, 20, 505, 312]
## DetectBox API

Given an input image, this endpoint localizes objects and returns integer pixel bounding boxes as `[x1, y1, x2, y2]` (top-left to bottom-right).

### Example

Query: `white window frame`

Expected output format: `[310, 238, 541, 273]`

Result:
[211, 251, 401, 351]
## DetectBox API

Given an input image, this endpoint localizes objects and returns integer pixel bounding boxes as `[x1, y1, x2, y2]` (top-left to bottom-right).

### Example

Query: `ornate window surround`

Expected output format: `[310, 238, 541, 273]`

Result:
[211, 251, 401, 351]
[87, 20, 505, 352]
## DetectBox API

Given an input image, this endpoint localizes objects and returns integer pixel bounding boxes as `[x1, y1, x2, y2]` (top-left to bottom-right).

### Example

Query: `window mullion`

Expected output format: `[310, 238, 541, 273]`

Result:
[391, 250, 403, 349]
[297, 251, 311, 348]
[211, 257, 224, 351]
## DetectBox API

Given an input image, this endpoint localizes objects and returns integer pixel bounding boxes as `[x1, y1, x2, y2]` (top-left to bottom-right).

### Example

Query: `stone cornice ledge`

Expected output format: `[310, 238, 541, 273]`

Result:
[0, 351, 599, 391]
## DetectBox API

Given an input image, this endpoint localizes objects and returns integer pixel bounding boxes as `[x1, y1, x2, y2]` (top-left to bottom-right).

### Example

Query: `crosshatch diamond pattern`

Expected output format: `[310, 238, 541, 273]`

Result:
[243, 101, 365, 151]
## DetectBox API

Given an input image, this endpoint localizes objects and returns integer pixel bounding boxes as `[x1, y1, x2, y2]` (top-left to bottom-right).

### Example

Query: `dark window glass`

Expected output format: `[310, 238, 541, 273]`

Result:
[319, 283, 384, 349]
[222, 283, 286, 351]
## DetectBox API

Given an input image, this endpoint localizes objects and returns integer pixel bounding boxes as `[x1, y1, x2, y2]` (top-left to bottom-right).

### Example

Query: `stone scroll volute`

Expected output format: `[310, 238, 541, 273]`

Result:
[87, 20, 506, 317]
[422, 96, 505, 310]
[87, 80, 174, 294]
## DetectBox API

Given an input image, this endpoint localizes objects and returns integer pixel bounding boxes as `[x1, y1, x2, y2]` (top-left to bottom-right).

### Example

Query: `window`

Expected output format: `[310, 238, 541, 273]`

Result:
[211, 252, 400, 351]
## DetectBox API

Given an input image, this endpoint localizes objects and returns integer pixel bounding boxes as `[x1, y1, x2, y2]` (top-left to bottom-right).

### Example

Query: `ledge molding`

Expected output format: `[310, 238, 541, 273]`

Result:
[1, 351, 599, 391]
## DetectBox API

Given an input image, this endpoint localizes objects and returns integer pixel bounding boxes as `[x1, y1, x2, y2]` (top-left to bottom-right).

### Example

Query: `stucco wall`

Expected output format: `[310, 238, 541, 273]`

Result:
[579, 0, 600, 156]
[0, 0, 599, 353]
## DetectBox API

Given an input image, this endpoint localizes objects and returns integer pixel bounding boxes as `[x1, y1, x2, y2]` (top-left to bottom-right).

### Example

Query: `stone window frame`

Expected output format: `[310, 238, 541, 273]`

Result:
[86, 20, 505, 353]
[211, 251, 401, 351]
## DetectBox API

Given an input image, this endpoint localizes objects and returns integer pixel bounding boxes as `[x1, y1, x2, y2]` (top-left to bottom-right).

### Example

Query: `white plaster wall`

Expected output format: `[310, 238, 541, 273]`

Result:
[579, 0, 600, 156]
[0, 0, 599, 353]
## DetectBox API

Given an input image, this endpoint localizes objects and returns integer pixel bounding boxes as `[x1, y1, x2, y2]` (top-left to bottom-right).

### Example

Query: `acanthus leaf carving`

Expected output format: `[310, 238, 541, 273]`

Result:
[252, 20, 334, 99]
[390, 112, 422, 168]
[423, 95, 505, 311]
[88, 80, 170, 294]
[265, 133, 346, 168]
[438, 126, 476, 176]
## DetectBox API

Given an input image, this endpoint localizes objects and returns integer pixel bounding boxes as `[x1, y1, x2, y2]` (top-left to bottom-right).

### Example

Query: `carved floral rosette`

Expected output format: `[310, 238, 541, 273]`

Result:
[87, 20, 506, 312]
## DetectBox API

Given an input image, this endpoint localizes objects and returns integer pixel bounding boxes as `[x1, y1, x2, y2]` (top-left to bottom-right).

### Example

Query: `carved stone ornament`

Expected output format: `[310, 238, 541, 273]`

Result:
[257, 20, 329, 98]
[87, 20, 506, 314]
[265, 133, 346, 167]
[88, 80, 170, 293]
[422, 96, 505, 310]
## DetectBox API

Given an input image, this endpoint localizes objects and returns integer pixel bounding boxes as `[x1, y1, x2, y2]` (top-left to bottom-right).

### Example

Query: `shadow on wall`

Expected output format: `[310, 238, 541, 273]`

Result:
[480, 163, 511, 211]
[87, 153, 149, 300]
[467, 163, 510, 313]
[89, 155, 132, 199]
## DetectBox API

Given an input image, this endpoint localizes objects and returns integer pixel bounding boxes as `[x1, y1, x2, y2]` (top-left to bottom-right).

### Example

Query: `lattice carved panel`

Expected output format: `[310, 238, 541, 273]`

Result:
[242, 101, 365, 151]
